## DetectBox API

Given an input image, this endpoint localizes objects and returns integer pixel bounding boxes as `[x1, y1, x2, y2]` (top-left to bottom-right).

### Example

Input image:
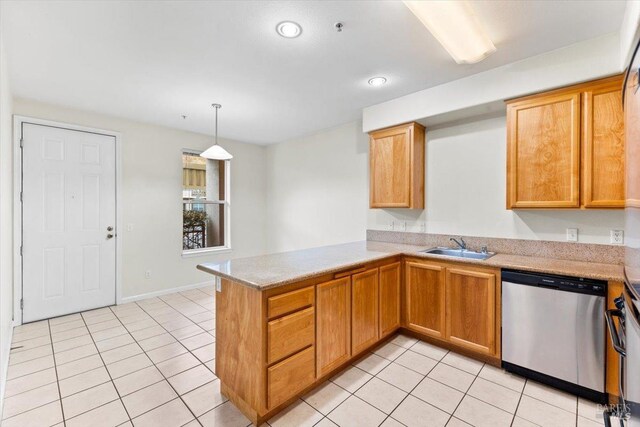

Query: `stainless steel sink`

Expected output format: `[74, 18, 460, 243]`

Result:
[421, 247, 496, 260]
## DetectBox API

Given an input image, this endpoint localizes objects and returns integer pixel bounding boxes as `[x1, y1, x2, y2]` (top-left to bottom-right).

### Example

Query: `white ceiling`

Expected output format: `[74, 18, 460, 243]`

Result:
[1, 0, 627, 144]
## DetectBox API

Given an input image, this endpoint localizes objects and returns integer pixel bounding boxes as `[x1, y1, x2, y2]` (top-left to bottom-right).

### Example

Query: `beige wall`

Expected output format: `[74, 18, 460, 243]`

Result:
[13, 98, 268, 300]
[0, 38, 14, 413]
[266, 116, 625, 252]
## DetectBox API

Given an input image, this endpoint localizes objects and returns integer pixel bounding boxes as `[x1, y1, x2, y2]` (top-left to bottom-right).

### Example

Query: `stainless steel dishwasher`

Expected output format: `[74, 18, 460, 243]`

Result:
[502, 269, 607, 403]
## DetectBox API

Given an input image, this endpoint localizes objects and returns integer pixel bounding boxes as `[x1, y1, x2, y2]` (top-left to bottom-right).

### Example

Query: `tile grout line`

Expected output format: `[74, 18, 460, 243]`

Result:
[48, 319, 67, 427]
[73, 310, 133, 425]
[127, 301, 206, 426]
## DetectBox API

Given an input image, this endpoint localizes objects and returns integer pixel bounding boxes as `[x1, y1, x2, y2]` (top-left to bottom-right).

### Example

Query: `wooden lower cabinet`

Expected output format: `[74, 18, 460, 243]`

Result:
[316, 277, 351, 377]
[607, 281, 624, 400]
[405, 259, 500, 358]
[215, 258, 500, 425]
[445, 267, 497, 355]
[405, 261, 446, 338]
[379, 262, 401, 337]
[351, 268, 380, 355]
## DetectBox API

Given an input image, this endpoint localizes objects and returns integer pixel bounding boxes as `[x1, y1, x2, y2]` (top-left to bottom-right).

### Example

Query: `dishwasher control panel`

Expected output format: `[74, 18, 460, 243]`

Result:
[502, 269, 607, 296]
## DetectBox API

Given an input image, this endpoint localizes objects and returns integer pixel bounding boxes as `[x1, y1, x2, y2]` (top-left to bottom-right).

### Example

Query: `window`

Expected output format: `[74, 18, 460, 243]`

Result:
[182, 150, 230, 254]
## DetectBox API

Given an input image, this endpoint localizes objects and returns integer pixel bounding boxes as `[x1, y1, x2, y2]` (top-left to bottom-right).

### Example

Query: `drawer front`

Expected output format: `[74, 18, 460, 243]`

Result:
[267, 307, 315, 364]
[268, 286, 314, 319]
[267, 346, 315, 408]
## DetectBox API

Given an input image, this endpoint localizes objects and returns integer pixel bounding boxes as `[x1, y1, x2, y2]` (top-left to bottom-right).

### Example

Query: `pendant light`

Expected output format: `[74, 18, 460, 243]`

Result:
[200, 103, 233, 160]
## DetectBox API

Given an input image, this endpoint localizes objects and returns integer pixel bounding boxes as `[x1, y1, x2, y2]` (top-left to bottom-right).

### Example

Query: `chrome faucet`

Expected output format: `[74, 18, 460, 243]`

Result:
[450, 237, 467, 250]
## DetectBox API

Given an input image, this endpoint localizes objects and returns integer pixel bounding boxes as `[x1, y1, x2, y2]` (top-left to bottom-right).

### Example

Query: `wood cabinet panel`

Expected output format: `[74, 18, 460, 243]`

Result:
[267, 346, 315, 409]
[369, 122, 425, 209]
[582, 80, 625, 208]
[507, 92, 581, 208]
[606, 281, 624, 399]
[267, 307, 314, 364]
[351, 268, 379, 355]
[405, 261, 446, 338]
[445, 267, 496, 355]
[267, 286, 314, 319]
[379, 262, 401, 338]
[316, 277, 351, 377]
[626, 71, 640, 207]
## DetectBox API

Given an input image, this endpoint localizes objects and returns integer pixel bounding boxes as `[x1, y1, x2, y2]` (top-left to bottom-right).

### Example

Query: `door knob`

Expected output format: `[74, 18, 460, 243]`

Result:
[107, 233, 114, 239]
[107, 226, 113, 231]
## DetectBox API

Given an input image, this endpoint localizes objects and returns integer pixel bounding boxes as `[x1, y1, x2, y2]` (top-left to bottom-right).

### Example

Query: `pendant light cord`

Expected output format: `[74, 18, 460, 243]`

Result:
[212, 103, 222, 146]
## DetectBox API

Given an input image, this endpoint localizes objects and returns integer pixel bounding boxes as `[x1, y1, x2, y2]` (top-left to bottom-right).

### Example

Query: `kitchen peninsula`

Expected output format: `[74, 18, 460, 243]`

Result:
[197, 239, 623, 424]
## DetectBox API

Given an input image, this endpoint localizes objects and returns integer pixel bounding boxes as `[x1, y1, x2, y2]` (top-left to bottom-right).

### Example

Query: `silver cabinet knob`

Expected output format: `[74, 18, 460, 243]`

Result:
[107, 233, 114, 239]
[107, 226, 113, 231]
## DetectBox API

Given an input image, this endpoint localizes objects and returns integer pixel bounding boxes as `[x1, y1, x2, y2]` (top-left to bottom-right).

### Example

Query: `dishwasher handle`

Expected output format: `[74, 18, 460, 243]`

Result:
[606, 309, 626, 357]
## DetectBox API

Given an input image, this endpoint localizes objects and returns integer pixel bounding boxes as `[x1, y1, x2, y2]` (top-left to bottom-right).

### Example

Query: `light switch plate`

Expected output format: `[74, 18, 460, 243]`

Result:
[611, 230, 624, 245]
[566, 228, 578, 242]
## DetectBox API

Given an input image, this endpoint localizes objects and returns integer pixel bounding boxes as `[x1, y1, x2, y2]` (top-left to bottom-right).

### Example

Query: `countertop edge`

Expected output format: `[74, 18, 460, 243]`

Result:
[197, 247, 624, 290]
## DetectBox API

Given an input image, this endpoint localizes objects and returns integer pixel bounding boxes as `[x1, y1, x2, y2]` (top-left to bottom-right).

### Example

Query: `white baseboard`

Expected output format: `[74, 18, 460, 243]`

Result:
[0, 320, 16, 420]
[119, 280, 215, 304]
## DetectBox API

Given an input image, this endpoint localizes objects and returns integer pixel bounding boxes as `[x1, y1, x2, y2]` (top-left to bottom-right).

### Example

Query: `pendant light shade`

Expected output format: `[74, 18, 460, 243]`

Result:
[200, 103, 233, 160]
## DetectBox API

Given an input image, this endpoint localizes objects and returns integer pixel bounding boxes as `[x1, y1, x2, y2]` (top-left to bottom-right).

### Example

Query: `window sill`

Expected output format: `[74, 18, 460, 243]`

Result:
[182, 247, 232, 258]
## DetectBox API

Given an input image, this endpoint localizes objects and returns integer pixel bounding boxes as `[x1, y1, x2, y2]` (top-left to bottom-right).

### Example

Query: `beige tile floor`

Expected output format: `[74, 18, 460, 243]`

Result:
[1, 285, 610, 427]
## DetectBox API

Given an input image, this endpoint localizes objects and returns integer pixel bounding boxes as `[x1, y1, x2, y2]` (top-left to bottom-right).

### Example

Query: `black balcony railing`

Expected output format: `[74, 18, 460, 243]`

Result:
[183, 224, 206, 250]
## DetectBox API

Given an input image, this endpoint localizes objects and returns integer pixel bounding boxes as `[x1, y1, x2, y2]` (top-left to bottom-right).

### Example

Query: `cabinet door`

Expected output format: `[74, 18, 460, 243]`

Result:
[582, 81, 625, 208]
[626, 70, 640, 207]
[405, 261, 446, 338]
[369, 123, 425, 209]
[351, 268, 379, 355]
[445, 267, 496, 355]
[507, 92, 581, 208]
[379, 262, 401, 338]
[316, 277, 351, 377]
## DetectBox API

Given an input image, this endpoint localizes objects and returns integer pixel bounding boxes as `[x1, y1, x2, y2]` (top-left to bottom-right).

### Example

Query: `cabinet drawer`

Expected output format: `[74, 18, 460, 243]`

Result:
[267, 346, 315, 408]
[268, 286, 314, 319]
[267, 307, 314, 364]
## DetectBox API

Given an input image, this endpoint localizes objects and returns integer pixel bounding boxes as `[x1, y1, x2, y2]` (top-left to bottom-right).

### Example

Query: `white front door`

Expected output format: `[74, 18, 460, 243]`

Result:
[22, 123, 117, 322]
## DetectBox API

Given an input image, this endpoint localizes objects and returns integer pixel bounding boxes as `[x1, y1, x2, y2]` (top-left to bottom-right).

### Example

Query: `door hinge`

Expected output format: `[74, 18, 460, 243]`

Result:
[19, 191, 23, 202]
[19, 137, 23, 148]
[19, 245, 23, 256]
[20, 299, 23, 310]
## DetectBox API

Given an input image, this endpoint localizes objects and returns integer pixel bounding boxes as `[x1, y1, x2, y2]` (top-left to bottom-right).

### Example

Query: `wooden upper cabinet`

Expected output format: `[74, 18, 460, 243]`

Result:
[507, 92, 581, 208]
[351, 268, 379, 355]
[379, 262, 401, 338]
[404, 261, 446, 338]
[625, 70, 640, 208]
[507, 75, 625, 209]
[316, 277, 351, 377]
[369, 122, 425, 209]
[582, 78, 625, 208]
[445, 267, 497, 356]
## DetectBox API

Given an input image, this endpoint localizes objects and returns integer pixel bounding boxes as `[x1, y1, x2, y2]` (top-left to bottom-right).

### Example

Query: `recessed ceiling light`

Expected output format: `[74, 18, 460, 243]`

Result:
[368, 77, 387, 87]
[276, 21, 302, 38]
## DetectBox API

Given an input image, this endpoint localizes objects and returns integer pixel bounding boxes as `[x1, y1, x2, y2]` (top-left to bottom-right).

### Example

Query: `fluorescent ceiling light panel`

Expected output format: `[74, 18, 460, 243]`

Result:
[404, 0, 496, 64]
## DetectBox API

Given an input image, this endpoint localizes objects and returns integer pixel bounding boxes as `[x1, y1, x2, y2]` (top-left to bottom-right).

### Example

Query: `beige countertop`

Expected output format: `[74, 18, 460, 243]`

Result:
[197, 241, 624, 290]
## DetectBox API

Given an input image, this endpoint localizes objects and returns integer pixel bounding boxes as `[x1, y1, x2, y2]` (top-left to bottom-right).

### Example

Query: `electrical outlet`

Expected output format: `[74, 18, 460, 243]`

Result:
[566, 228, 578, 242]
[126, 223, 134, 232]
[389, 221, 394, 231]
[398, 221, 407, 232]
[419, 222, 426, 233]
[611, 230, 624, 245]
[145, 270, 151, 279]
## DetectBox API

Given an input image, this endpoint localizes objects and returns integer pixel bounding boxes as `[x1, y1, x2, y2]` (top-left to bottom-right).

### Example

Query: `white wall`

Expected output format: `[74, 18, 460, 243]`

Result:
[266, 121, 369, 252]
[0, 38, 14, 416]
[265, 117, 625, 251]
[12, 98, 268, 300]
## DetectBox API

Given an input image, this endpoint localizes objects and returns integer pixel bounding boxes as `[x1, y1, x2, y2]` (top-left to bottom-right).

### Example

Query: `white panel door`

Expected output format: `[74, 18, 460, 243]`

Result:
[22, 123, 116, 322]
